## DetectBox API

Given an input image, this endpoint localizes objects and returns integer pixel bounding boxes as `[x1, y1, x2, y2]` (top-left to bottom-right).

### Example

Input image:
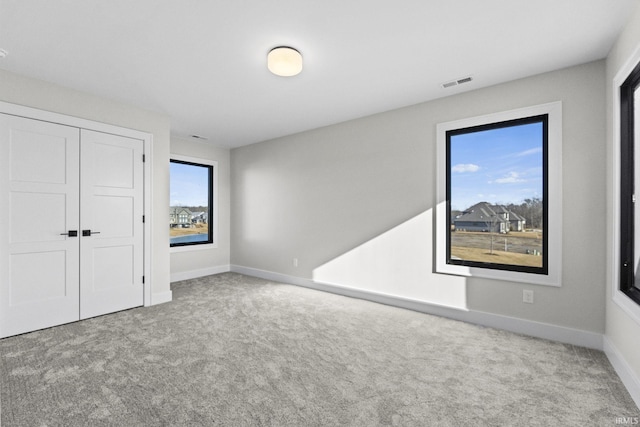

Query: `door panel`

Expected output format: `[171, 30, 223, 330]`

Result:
[11, 250, 67, 304]
[92, 195, 134, 237]
[0, 114, 80, 338]
[79, 129, 144, 319]
[92, 141, 135, 189]
[92, 245, 134, 291]
[10, 128, 68, 184]
[10, 192, 68, 243]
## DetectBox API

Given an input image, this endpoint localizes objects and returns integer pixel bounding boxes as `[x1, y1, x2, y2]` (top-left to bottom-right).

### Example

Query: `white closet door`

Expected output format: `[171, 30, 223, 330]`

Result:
[0, 114, 81, 338]
[79, 129, 144, 319]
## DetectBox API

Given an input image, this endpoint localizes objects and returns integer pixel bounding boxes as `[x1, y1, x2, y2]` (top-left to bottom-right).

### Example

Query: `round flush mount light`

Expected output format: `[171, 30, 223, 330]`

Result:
[267, 46, 302, 77]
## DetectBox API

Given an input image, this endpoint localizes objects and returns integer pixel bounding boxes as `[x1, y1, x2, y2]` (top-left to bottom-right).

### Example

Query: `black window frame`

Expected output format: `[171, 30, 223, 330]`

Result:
[169, 159, 214, 248]
[619, 59, 640, 305]
[445, 115, 549, 275]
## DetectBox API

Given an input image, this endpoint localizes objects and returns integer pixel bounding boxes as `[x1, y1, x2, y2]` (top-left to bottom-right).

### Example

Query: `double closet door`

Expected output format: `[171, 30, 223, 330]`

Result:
[0, 114, 145, 338]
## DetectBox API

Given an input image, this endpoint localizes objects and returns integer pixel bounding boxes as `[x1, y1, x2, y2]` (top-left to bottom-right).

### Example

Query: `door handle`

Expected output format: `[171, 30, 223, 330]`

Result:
[60, 230, 78, 237]
[82, 230, 101, 237]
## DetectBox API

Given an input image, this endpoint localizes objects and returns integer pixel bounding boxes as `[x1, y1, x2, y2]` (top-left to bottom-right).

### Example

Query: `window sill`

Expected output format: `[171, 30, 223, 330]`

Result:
[435, 250, 561, 286]
[170, 242, 218, 253]
[613, 289, 640, 327]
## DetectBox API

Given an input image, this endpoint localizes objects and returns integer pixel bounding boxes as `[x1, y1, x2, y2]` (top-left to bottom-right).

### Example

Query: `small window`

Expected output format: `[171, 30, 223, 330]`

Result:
[170, 157, 214, 248]
[619, 59, 640, 305]
[436, 102, 562, 286]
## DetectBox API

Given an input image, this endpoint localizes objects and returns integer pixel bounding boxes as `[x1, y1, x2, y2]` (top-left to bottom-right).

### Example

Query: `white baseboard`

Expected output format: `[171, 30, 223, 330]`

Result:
[230, 264, 602, 349]
[150, 290, 172, 306]
[170, 265, 231, 283]
[468, 310, 603, 349]
[604, 336, 640, 409]
[231, 265, 312, 287]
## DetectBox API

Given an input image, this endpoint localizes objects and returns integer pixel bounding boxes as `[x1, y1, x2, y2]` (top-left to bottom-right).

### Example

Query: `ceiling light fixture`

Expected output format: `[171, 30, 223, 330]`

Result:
[267, 46, 302, 77]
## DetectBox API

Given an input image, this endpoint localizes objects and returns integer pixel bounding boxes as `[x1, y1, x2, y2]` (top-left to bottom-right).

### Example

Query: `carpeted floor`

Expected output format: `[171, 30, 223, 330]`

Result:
[0, 272, 638, 426]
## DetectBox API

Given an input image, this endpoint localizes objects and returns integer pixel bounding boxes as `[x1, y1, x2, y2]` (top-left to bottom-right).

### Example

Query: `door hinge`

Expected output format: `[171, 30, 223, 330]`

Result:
[142, 276, 145, 284]
[142, 215, 145, 223]
[142, 154, 146, 162]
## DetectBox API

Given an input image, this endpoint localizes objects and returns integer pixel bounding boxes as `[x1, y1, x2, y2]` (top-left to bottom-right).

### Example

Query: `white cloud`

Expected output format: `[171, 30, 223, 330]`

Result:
[452, 163, 480, 173]
[492, 171, 525, 184]
[516, 147, 542, 157]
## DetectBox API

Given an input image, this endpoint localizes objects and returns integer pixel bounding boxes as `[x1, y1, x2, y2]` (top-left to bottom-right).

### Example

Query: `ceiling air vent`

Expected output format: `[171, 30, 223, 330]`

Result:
[441, 76, 473, 89]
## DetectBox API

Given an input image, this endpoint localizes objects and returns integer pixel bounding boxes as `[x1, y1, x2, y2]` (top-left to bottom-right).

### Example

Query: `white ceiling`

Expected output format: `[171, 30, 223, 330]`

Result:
[0, 0, 637, 148]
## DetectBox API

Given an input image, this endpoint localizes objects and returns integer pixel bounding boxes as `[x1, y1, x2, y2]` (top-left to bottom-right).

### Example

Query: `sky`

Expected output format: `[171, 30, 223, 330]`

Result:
[170, 161, 210, 207]
[449, 121, 543, 211]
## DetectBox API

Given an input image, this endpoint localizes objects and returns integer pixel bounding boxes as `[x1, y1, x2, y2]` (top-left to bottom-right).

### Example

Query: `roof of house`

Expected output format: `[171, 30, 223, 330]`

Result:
[508, 211, 526, 222]
[169, 207, 192, 215]
[454, 202, 510, 224]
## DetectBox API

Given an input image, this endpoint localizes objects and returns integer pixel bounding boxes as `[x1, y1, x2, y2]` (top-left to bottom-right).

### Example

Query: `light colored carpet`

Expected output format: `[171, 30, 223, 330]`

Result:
[0, 272, 638, 426]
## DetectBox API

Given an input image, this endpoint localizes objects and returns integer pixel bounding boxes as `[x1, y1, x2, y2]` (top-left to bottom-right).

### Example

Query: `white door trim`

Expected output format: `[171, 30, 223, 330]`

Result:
[0, 101, 153, 307]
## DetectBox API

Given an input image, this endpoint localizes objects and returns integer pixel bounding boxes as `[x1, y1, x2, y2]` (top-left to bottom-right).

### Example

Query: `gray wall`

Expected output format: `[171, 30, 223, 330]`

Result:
[231, 60, 607, 334]
[0, 68, 172, 300]
[170, 136, 231, 278]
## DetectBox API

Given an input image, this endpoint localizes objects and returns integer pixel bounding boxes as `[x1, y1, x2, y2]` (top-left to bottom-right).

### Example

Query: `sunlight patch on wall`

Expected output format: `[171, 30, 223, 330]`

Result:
[312, 209, 468, 310]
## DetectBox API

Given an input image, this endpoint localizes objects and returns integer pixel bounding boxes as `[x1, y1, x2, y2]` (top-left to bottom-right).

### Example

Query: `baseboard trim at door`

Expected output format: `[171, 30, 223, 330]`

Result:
[230, 265, 603, 350]
[604, 336, 640, 408]
[170, 265, 231, 283]
[150, 291, 172, 306]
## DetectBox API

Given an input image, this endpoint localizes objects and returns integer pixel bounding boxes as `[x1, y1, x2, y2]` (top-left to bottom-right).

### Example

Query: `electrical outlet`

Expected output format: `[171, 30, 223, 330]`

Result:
[293, 258, 298, 267]
[523, 289, 534, 304]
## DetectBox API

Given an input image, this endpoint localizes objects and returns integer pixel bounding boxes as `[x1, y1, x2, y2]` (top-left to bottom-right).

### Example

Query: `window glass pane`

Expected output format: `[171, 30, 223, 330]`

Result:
[169, 160, 212, 246]
[447, 117, 546, 273]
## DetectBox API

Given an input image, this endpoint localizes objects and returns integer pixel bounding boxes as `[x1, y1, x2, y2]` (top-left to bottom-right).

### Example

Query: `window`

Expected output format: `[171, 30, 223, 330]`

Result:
[447, 116, 547, 274]
[436, 102, 562, 286]
[169, 156, 216, 248]
[619, 59, 640, 305]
